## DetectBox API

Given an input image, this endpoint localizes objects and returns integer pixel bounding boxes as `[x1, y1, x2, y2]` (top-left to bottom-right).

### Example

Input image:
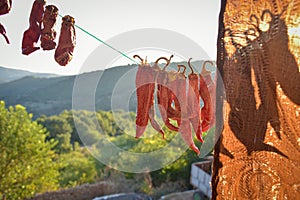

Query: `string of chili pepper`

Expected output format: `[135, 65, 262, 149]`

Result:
[57, 13, 139, 65]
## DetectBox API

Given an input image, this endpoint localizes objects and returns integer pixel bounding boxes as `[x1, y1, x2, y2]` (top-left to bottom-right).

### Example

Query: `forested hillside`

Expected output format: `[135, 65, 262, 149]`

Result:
[0, 102, 211, 199]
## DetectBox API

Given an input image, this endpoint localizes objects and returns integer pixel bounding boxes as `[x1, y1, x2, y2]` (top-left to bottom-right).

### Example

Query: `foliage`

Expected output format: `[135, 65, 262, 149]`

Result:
[56, 110, 101, 146]
[0, 101, 59, 200]
[37, 115, 73, 153]
[1, 103, 211, 198]
[107, 128, 204, 187]
[37, 115, 72, 139]
[57, 148, 98, 188]
[151, 147, 202, 186]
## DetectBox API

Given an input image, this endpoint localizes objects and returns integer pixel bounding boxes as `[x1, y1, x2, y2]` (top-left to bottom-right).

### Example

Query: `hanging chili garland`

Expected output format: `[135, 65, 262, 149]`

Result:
[1, 0, 217, 155]
[20, 0, 76, 66]
[134, 55, 216, 155]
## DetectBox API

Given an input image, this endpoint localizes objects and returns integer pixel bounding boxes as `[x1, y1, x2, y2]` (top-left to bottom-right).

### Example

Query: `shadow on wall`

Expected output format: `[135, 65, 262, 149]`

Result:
[222, 8, 300, 159]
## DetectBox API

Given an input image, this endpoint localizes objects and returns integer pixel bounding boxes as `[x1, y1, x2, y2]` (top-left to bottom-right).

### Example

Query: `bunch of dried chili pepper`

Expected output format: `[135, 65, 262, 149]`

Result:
[20, 1, 76, 66]
[134, 55, 217, 155]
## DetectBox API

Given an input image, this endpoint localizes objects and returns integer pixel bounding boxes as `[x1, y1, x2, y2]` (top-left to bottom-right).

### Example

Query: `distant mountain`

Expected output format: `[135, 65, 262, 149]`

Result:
[0, 65, 138, 118]
[0, 60, 213, 118]
[0, 66, 59, 83]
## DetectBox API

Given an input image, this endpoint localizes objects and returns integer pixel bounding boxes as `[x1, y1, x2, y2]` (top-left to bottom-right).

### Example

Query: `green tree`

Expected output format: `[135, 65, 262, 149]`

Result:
[57, 148, 98, 188]
[37, 115, 72, 153]
[0, 101, 59, 200]
[37, 115, 72, 139]
[60, 110, 100, 146]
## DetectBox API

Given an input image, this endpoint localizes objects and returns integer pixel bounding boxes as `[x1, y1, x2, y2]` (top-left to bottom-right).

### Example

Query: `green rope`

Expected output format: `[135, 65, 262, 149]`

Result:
[58, 13, 138, 64]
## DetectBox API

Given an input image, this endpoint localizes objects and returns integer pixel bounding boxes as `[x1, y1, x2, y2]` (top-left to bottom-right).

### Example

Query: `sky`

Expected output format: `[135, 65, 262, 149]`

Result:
[0, 0, 220, 75]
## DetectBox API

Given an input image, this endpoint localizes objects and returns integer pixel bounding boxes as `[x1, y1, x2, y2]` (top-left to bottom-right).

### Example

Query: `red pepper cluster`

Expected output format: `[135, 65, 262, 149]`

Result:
[134, 55, 216, 155]
[0, 0, 75, 66]
[21, 0, 76, 66]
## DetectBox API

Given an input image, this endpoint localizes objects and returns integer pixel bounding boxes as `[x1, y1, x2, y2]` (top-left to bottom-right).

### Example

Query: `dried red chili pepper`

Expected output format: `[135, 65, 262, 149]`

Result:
[22, 0, 46, 55]
[155, 55, 180, 132]
[166, 66, 184, 122]
[171, 64, 200, 155]
[134, 55, 164, 139]
[199, 61, 215, 132]
[55, 15, 76, 66]
[187, 58, 203, 142]
[40, 5, 58, 50]
[208, 72, 216, 129]
[0, 23, 9, 44]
